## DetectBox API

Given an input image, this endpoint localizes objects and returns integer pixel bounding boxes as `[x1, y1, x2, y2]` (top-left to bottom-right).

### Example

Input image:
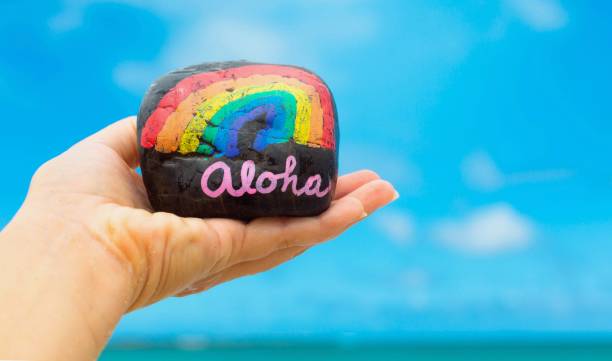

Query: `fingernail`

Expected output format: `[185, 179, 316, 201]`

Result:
[361, 211, 368, 219]
[392, 191, 400, 201]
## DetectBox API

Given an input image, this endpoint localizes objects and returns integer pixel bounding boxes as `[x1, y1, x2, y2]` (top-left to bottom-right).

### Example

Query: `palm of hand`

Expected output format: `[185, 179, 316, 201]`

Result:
[26, 117, 396, 310]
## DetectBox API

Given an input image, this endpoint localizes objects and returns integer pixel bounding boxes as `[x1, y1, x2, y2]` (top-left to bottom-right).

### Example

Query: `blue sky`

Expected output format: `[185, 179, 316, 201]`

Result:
[1, 0, 611, 342]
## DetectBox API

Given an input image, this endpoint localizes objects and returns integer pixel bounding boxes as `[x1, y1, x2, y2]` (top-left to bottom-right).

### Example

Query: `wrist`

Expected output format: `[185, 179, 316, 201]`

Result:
[0, 202, 132, 360]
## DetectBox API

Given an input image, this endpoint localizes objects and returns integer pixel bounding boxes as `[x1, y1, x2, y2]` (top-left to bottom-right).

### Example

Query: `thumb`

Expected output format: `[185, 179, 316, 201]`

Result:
[83, 116, 140, 168]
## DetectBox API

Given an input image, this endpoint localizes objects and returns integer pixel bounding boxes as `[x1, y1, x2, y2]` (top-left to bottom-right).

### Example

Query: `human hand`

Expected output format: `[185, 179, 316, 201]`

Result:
[0, 116, 397, 360]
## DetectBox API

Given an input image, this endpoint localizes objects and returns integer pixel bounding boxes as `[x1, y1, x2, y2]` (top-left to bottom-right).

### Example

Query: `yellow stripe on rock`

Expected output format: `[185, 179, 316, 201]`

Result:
[179, 83, 312, 154]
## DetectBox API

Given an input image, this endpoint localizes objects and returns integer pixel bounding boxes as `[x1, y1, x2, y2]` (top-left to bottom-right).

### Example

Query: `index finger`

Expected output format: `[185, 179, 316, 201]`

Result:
[207, 179, 397, 272]
[334, 170, 380, 199]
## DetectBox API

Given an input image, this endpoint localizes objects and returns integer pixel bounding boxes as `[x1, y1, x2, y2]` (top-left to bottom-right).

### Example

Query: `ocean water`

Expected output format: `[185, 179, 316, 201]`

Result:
[100, 343, 612, 361]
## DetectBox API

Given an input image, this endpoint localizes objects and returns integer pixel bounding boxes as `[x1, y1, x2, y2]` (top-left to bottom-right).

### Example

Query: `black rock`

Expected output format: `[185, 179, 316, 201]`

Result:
[137, 61, 339, 220]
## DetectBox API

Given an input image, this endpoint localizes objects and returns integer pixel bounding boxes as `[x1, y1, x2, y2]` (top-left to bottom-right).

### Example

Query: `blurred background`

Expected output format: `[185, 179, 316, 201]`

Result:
[2, 0, 612, 360]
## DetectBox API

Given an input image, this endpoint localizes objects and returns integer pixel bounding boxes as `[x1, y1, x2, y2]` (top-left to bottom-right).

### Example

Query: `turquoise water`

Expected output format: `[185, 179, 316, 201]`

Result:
[101, 344, 612, 361]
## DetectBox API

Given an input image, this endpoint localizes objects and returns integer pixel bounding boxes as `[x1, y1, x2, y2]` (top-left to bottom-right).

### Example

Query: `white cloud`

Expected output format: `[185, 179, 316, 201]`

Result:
[144, 4, 378, 85]
[374, 209, 415, 246]
[48, 0, 480, 106]
[506, 0, 568, 31]
[432, 203, 534, 255]
[49, 0, 210, 31]
[400, 268, 430, 310]
[163, 18, 288, 69]
[487, 0, 568, 39]
[112, 61, 159, 94]
[112, 15, 295, 93]
[49, 6, 83, 32]
[51, 0, 380, 92]
[401, 268, 428, 288]
[341, 143, 423, 195]
[506, 169, 573, 184]
[461, 151, 504, 191]
[461, 150, 572, 192]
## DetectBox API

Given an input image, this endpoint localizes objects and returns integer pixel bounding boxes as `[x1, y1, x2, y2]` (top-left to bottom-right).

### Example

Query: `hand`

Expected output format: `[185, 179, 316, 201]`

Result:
[0, 116, 397, 360]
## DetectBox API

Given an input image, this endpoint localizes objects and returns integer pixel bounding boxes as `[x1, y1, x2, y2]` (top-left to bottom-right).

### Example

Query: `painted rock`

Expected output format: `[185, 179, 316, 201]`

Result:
[137, 61, 339, 220]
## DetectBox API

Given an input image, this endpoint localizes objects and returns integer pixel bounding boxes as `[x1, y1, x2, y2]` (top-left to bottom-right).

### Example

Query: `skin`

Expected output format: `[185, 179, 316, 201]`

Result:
[0, 116, 397, 360]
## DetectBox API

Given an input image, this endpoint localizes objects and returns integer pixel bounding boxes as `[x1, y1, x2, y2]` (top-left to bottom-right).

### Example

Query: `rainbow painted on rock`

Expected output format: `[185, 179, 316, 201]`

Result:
[140, 64, 336, 158]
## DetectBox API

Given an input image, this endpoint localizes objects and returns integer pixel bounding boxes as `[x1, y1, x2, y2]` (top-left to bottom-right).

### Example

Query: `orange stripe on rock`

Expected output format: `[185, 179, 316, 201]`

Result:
[155, 74, 324, 153]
